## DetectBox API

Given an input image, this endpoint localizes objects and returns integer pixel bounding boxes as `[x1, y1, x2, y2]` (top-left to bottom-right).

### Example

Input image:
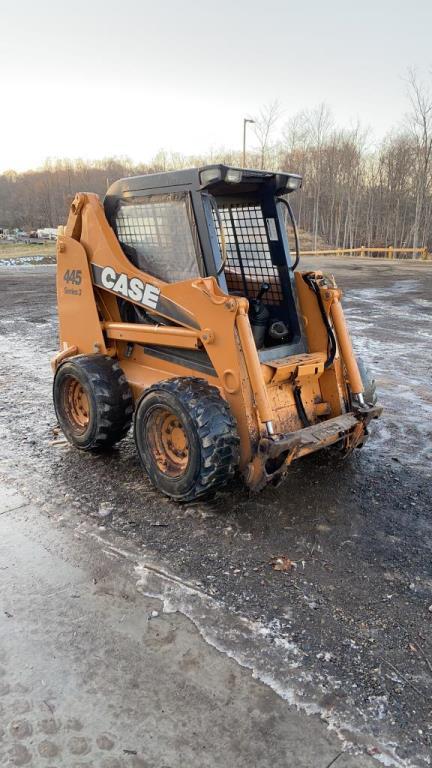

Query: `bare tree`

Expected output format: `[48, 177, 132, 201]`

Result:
[306, 104, 333, 249]
[406, 69, 432, 254]
[253, 100, 282, 169]
[281, 111, 310, 154]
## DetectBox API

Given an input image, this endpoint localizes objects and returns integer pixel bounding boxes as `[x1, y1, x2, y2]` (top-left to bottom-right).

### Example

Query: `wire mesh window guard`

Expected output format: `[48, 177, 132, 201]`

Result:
[116, 194, 200, 283]
[213, 203, 283, 304]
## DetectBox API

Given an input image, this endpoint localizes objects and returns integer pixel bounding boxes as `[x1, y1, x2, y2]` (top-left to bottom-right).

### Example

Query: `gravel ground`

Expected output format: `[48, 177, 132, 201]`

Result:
[0, 259, 431, 767]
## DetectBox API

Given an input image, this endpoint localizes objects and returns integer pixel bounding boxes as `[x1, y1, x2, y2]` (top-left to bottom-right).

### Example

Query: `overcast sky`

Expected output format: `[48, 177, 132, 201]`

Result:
[1, 0, 431, 172]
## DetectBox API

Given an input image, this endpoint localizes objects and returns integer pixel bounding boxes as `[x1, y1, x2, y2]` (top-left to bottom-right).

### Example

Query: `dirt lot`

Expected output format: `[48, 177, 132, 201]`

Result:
[0, 259, 431, 767]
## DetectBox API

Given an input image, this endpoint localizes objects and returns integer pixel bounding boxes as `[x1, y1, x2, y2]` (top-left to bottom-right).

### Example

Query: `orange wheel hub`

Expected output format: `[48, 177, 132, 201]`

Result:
[147, 408, 189, 478]
[63, 376, 90, 433]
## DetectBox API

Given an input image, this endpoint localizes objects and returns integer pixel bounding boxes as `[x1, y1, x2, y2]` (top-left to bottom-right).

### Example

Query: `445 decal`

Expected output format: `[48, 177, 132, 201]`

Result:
[63, 269, 82, 286]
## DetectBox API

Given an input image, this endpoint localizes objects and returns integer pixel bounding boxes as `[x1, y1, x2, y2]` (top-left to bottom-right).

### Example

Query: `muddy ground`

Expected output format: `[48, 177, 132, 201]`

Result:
[0, 259, 431, 767]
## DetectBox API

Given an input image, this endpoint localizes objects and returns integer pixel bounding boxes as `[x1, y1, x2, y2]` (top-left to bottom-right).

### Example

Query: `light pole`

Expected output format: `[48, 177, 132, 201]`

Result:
[242, 118, 255, 167]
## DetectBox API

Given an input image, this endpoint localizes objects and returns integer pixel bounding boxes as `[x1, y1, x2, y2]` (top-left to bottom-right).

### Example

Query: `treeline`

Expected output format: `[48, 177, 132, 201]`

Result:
[1, 72, 431, 251]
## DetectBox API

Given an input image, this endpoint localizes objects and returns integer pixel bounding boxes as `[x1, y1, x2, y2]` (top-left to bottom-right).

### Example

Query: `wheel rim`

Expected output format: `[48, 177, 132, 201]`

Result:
[146, 407, 189, 478]
[63, 375, 90, 433]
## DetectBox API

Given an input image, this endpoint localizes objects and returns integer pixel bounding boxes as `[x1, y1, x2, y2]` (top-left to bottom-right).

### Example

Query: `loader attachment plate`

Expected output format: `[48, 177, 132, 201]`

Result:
[264, 413, 359, 458]
[246, 408, 381, 493]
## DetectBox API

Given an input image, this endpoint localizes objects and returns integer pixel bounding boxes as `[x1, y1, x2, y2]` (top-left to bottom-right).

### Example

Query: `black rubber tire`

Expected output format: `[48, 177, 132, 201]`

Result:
[134, 377, 240, 502]
[53, 355, 134, 451]
[357, 356, 377, 405]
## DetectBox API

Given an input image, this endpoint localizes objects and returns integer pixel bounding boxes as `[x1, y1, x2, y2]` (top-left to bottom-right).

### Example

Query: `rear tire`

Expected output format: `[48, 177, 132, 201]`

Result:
[134, 377, 239, 502]
[53, 355, 134, 451]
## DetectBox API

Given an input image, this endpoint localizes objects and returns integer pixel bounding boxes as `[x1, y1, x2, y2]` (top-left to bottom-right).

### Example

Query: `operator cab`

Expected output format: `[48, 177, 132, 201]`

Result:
[104, 164, 305, 362]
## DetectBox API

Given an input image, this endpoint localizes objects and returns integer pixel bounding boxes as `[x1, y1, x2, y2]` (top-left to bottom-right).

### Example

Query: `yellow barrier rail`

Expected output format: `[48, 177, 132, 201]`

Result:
[300, 246, 430, 260]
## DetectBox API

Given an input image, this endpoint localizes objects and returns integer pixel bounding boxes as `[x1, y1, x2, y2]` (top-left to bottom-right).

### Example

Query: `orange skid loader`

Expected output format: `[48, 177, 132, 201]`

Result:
[52, 165, 381, 501]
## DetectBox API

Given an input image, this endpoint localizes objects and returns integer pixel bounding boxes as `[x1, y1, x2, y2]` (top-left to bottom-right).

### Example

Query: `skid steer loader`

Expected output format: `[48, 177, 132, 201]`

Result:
[52, 164, 381, 501]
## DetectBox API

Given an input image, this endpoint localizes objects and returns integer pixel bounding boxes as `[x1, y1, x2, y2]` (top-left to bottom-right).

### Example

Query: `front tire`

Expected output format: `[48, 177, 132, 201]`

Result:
[53, 355, 134, 451]
[134, 377, 239, 502]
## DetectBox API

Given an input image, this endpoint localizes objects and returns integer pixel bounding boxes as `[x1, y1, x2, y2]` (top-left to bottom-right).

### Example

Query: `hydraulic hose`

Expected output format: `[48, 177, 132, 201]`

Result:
[277, 197, 300, 270]
[293, 386, 311, 427]
[303, 273, 337, 370]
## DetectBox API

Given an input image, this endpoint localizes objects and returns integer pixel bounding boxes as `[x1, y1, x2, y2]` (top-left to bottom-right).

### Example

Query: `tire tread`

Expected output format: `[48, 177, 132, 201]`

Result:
[135, 377, 239, 501]
[53, 355, 134, 450]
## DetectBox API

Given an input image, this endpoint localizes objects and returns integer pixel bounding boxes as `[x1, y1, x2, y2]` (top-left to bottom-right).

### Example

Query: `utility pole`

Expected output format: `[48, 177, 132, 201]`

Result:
[242, 118, 255, 167]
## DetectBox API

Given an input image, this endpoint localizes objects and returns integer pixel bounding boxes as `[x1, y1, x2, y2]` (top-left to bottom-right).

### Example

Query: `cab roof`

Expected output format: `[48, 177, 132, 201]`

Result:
[104, 164, 302, 216]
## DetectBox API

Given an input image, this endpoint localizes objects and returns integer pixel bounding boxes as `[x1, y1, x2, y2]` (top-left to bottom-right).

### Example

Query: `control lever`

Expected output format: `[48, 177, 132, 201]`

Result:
[255, 282, 270, 302]
[249, 282, 270, 348]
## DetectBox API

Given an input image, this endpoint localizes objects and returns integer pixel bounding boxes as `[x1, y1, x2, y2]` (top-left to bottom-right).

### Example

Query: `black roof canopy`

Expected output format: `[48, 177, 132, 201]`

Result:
[104, 164, 302, 219]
